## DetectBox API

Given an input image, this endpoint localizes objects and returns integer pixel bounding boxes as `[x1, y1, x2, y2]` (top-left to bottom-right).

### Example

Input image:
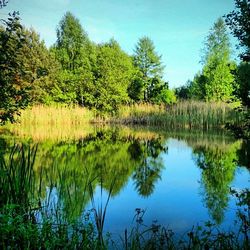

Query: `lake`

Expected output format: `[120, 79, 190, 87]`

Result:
[0, 125, 249, 239]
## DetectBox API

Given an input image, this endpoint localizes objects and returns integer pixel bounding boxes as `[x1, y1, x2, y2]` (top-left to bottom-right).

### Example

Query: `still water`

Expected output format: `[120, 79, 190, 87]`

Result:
[0, 125, 249, 237]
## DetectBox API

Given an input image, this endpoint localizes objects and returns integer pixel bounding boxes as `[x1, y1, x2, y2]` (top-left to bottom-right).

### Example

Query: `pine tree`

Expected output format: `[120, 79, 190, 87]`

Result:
[132, 37, 164, 101]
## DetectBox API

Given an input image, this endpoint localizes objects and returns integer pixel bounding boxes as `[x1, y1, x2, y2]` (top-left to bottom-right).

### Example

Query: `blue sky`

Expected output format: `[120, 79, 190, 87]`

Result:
[1, 0, 236, 88]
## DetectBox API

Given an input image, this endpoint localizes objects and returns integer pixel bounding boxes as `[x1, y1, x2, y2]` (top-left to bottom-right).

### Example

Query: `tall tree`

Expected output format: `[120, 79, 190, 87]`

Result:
[0, 12, 31, 124]
[93, 39, 134, 113]
[195, 18, 237, 102]
[132, 37, 164, 101]
[225, 1, 250, 139]
[54, 12, 94, 104]
[225, 0, 250, 61]
[18, 28, 60, 104]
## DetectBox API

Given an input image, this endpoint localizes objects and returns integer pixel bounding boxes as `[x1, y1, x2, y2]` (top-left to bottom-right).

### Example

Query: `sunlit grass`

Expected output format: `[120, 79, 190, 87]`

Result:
[3, 101, 243, 134]
[18, 104, 94, 125]
[115, 101, 242, 128]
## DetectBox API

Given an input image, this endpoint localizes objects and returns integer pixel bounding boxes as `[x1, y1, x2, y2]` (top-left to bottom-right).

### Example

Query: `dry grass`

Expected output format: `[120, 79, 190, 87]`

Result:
[18, 105, 94, 126]
[4, 101, 243, 133]
[112, 101, 241, 129]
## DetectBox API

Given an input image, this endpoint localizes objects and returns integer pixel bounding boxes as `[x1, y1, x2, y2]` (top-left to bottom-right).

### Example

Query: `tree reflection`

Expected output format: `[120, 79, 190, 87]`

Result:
[193, 142, 241, 224]
[131, 139, 167, 197]
[0, 130, 167, 222]
[236, 140, 250, 169]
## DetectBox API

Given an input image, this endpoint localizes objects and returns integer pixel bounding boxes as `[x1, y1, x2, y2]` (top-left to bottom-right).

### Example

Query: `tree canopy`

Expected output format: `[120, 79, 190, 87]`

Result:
[0, 13, 31, 123]
[225, 0, 250, 61]
[188, 18, 237, 102]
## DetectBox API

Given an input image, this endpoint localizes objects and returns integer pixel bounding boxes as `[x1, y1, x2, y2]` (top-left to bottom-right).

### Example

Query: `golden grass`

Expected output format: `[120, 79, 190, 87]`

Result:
[113, 101, 241, 128]
[18, 105, 94, 126]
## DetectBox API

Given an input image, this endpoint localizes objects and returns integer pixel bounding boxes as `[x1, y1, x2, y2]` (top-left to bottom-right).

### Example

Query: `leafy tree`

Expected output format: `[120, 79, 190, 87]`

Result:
[132, 37, 165, 102]
[192, 18, 237, 102]
[225, 1, 250, 139]
[54, 12, 95, 105]
[92, 39, 134, 113]
[236, 62, 250, 106]
[175, 84, 190, 100]
[149, 80, 176, 104]
[225, 0, 250, 61]
[0, 12, 31, 124]
[18, 28, 60, 104]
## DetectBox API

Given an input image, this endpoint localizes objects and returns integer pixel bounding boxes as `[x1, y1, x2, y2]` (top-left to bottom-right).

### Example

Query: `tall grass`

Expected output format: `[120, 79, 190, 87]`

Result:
[18, 104, 94, 125]
[5, 101, 243, 129]
[115, 101, 242, 129]
[0, 144, 37, 208]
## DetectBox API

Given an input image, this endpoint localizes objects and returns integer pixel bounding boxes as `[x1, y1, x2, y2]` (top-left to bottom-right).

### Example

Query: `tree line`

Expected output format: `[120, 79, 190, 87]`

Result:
[0, 11, 176, 123]
[0, 0, 249, 124]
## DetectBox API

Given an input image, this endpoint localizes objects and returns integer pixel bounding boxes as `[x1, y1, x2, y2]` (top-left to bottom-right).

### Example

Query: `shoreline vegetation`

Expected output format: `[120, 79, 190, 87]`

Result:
[8, 101, 243, 129]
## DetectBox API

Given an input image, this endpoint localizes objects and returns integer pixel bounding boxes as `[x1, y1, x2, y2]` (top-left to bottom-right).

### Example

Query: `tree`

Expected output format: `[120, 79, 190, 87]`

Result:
[132, 37, 165, 102]
[193, 18, 237, 102]
[225, 0, 250, 61]
[54, 12, 95, 105]
[18, 28, 60, 104]
[0, 12, 31, 124]
[236, 62, 250, 106]
[92, 39, 134, 113]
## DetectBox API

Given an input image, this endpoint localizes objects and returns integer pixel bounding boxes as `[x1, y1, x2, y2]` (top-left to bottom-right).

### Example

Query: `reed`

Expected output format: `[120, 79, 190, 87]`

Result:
[17, 104, 94, 126]
[4, 101, 243, 130]
[0, 144, 38, 208]
[114, 101, 242, 129]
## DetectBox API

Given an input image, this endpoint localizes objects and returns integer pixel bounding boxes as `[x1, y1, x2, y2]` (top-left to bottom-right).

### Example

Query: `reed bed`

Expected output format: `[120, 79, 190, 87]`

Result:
[6, 101, 243, 130]
[114, 101, 242, 129]
[18, 105, 94, 126]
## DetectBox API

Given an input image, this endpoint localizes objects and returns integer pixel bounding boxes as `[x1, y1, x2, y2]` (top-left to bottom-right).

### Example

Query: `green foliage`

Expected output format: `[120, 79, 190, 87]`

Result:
[194, 142, 240, 224]
[227, 108, 250, 139]
[0, 13, 32, 124]
[131, 37, 166, 102]
[189, 18, 237, 102]
[53, 12, 95, 105]
[19, 28, 60, 104]
[148, 80, 176, 104]
[91, 40, 134, 113]
[225, 0, 250, 60]
[236, 62, 250, 106]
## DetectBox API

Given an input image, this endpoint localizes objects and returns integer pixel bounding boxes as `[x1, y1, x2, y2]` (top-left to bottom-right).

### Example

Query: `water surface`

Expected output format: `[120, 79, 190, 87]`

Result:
[0, 125, 249, 237]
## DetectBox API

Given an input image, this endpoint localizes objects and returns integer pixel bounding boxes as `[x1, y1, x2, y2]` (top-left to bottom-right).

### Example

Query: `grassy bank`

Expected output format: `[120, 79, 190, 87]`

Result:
[11, 101, 242, 129]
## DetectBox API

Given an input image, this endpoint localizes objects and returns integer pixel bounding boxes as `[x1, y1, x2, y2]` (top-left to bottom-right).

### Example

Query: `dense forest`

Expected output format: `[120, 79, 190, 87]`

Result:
[0, 0, 249, 127]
